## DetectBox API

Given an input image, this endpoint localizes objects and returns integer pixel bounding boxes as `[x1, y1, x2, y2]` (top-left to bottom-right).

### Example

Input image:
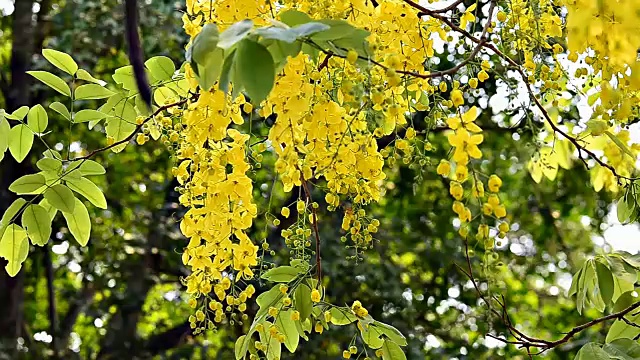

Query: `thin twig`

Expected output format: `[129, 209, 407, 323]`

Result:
[67, 97, 191, 162]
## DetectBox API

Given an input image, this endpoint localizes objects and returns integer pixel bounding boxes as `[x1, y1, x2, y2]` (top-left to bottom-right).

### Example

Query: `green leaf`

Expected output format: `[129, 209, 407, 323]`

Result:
[381, 339, 407, 360]
[42, 49, 78, 75]
[8, 124, 34, 163]
[279, 10, 311, 27]
[258, 321, 281, 360]
[27, 104, 48, 133]
[332, 28, 371, 57]
[21, 204, 52, 246]
[236, 39, 275, 104]
[49, 102, 71, 120]
[39, 198, 58, 222]
[294, 284, 313, 320]
[27, 71, 71, 96]
[165, 78, 190, 97]
[375, 321, 408, 346]
[62, 198, 91, 246]
[569, 266, 583, 297]
[77, 160, 106, 176]
[605, 131, 636, 160]
[300, 43, 320, 62]
[218, 49, 236, 94]
[6, 106, 29, 120]
[104, 96, 137, 153]
[595, 260, 615, 308]
[261, 265, 304, 282]
[36, 158, 62, 174]
[291, 22, 331, 37]
[0, 116, 10, 157]
[257, 286, 285, 309]
[65, 176, 107, 209]
[9, 173, 47, 194]
[0, 224, 29, 277]
[311, 19, 357, 41]
[112, 66, 137, 94]
[105, 118, 136, 153]
[603, 338, 640, 359]
[294, 319, 308, 340]
[74, 109, 107, 123]
[76, 69, 103, 84]
[254, 27, 298, 42]
[276, 309, 299, 353]
[607, 304, 640, 343]
[361, 321, 385, 349]
[43, 184, 76, 213]
[0, 198, 27, 237]
[609, 257, 638, 294]
[43, 149, 63, 160]
[153, 86, 177, 106]
[618, 196, 633, 224]
[235, 335, 248, 360]
[329, 307, 357, 326]
[575, 343, 610, 360]
[145, 56, 175, 82]
[190, 24, 220, 64]
[218, 19, 254, 50]
[195, 47, 225, 91]
[586, 261, 606, 313]
[75, 84, 114, 100]
[267, 40, 302, 72]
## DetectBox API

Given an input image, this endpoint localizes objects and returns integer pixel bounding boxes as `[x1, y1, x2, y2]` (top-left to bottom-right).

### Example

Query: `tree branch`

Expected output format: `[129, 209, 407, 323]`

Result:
[68, 97, 191, 163]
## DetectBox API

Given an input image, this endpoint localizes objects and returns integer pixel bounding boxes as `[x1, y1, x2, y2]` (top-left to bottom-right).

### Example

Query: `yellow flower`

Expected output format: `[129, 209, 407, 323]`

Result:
[324, 311, 332, 322]
[494, 205, 507, 218]
[448, 129, 483, 164]
[450, 89, 464, 107]
[343, 350, 351, 359]
[460, 3, 477, 29]
[315, 322, 324, 333]
[291, 311, 300, 321]
[477, 224, 489, 239]
[450, 182, 464, 200]
[447, 107, 482, 133]
[311, 289, 321, 302]
[488, 175, 502, 192]
[437, 160, 451, 177]
[478, 70, 490, 82]
[455, 165, 469, 182]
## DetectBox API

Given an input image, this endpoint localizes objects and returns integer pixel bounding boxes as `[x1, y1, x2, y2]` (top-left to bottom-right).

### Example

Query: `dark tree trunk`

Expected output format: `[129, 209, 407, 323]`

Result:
[0, 0, 52, 353]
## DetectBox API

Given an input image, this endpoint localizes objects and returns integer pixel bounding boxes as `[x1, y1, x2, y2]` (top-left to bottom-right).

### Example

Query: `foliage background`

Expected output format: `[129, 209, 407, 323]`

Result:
[0, 0, 638, 359]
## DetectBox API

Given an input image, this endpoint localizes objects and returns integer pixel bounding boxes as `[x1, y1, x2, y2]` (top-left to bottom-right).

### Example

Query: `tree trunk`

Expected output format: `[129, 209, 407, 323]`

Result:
[0, 0, 37, 354]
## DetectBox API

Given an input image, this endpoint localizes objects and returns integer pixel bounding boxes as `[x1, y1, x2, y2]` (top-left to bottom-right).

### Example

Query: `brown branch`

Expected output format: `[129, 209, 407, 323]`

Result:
[67, 97, 191, 162]
[459, 237, 640, 355]
[416, 0, 466, 17]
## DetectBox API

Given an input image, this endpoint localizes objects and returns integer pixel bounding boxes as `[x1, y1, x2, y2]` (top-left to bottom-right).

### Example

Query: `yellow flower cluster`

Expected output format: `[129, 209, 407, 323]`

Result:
[177, 1, 264, 311]
[564, 0, 640, 69]
[262, 54, 385, 211]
